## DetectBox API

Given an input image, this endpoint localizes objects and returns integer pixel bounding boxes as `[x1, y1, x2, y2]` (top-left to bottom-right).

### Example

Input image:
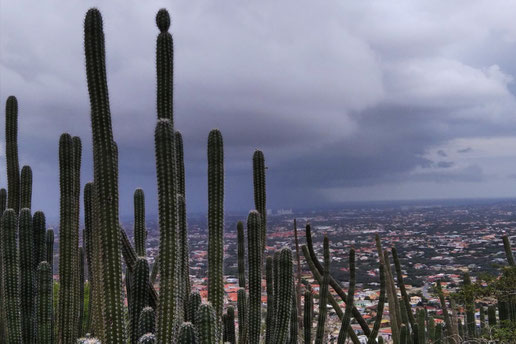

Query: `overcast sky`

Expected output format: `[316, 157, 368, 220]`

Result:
[2, 0, 516, 219]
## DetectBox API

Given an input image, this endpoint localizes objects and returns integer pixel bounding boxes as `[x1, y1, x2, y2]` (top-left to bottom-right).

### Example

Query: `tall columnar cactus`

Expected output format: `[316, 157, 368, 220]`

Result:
[436, 281, 455, 341]
[20, 208, 36, 343]
[155, 117, 180, 342]
[57, 133, 80, 343]
[502, 235, 515, 266]
[2, 209, 22, 343]
[247, 210, 262, 344]
[196, 303, 218, 344]
[130, 258, 150, 344]
[33, 211, 47, 271]
[134, 189, 146, 257]
[83, 183, 95, 335]
[0, 188, 6, 213]
[303, 290, 313, 344]
[0, 188, 5, 341]
[20, 165, 32, 210]
[45, 229, 54, 272]
[178, 194, 190, 320]
[367, 261, 386, 344]
[399, 324, 408, 344]
[6, 96, 20, 213]
[84, 8, 126, 343]
[384, 250, 402, 333]
[434, 323, 443, 344]
[237, 288, 248, 344]
[138, 307, 156, 339]
[427, 316, 435, 342]
[417, 309, 426, 344]
[237, 221, 246, 289]
[226, 306, 236, 344]
[293, 219, 303, 330]
[156, 8, 173, 122]
[188, 291, 202, 325]
[178, 322, 198, 344]
[315, 236, 330, 344]
[207, 129, 224, 322]
[392, 247, 415, 328]
[488, 305, 496, 326]
[252, 150, 266, 253]
[463, 273, 476, 339]
[36, 261, 54, 344]
[337, 249, 356, 344]
[289, 277, 298, 344]
[273, 248, 293, 344]
[265, 256, 276, 343]
[78, 247, 86, 337]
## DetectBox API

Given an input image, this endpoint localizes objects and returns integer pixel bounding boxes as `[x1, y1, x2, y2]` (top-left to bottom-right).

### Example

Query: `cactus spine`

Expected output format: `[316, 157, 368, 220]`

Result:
[207, 128, 224, 322]
[273, 248, 293, 344]
[130, 258, 150, 344]
[178, 322, 199, 344]
[315, 237, 330, 344]
[237, 288, 248, 344]
[2, 209, 22, 343]
[134, 189, 146, 257]
[36, 261, 53, 344]
[6, 96, 20, 213]
[252, 150, 266, 253]
[20, 208, 36, 343]
[138, 307, 156, 339]
[196, 303, 218, 344]
[84, 8, 126, 343]
[247, 211, 262, 344]
[237, 221, 246, 289]
[20, 165, 32, 210]
[337, 249, 356, 344]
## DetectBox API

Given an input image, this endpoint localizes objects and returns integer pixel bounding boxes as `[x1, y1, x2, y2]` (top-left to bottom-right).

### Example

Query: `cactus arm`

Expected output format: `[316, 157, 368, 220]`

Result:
[314, 237, 330, 344]
[392, 247, 416, 328]
[130, 258, 150, 344]
[37, 261, 54, 344]
[303, 290, 313, 344]
[502, 235, 515, 266]
[20, 208, 36, 343]
[273, 248, 293, 344]
[6, 96, 20, 213]
[247, 210, 262, 344]
[237, 221, 246, 289]
[265, 256, 275, 343]
[196, 303, 218, 344]
[337, 249, 356, 344]
[237, 288, 248, 344]
[252, 150, 266, 253]
[20, 165, 32, 210]
[134, 189, 146, 257]
[367, 262, 387, 344]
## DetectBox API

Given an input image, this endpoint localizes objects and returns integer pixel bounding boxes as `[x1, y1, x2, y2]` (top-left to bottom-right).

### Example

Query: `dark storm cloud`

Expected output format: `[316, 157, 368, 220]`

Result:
[2, 0, 516, 218]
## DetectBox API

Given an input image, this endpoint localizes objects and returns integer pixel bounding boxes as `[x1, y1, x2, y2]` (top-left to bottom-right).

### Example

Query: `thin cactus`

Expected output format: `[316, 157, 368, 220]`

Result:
[0, 188, 6, 213]
[178, 194, 190, 321]
[315, 236, 330, 344]
[37, 261, 54, 344]
[337, 249, 356, 344]
[273, 248, 293, 344]
[400, 324, 408, 344]
[367, 262, 386, 344]
[33, 211, 47, 271]
[237, 221, 246, 289]
[265, 256, 275, 343]
[226, 306, 236, 344]
[83, 183, 94, 335]
[2, 209, 22, 343]
[45, 229, 54, 271]
[130, 258, 150, 344]
[196, 303, 218, 344]
[223, 314, 229, 343]
[237, 288, 248, 344]
[382, 250, 401, 344]
[19, 208, 36, 343]
[78, 247, 85, 337]
[436, 281, 454, 341]
[289, 277, 298, 344]
[252, 150, 266, 253]
[20, 165, 32, 210]
[417, 309, 426, 344]
[427, 316, 435, 342]
[247, 211, 262, 344]
[293, 219, 303, 330]
[304, 290, 313, 344]
[412, 323, 420, 344]
[479, 305, 485, 336]
[502, 235, 515, 266]
[178, 322, 198, 344]
[138, 307, 156, 339]
[156, 8, 173, 122]
[463, 273, 476, 339]
[488, 305, 496, 326]
[434, 323, 443, 344]
[392, 247, 416, 328]
[134, 189, 146, 257]
[84, 8, 126, 343]
[0, 189, 5, 343]
[207, 129, 224, 322]
[6, 96, 20, 213]
[188, 291, 202, 325]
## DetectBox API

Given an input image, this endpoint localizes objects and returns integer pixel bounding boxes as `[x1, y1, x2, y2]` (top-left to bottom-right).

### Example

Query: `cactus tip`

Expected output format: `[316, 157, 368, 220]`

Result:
[156, 9, 171, 33]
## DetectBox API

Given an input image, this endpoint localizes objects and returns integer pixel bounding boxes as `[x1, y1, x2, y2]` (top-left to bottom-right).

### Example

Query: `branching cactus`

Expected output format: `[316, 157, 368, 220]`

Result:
[237, 288, 248, 344]
[130, 258, 150, 344]
[37, 261, 54, 344]
[207, 129, 224, 322]
[237, 221, 246, 289]
[315, 236, 330, 344]
[20, 165, 32, 210]
[138, 307, 156, 339]
[20, 208, 36, 343]
[178, 322, 199, 344]
[274, 248, 293, 344]
[196, 303, 218, 344]
[252, 150, 266, 253]
[84, 8, 125, 343]
[247, 211, 262, 344]
[2, 209, 22, 343]
[134, 189, 146, 257]
[6, 96, 20, 213]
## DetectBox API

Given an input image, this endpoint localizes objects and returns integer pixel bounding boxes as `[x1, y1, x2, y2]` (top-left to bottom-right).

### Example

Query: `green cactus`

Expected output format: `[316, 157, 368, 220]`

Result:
[434, 323, 442, 344]
[382, 249, 401, 344]
[303, 290, 313, 344]
[399, 324, 407, 344]
[222, 314, 229, 343]
[502, 235, 515, 266]
[479, 306, 485, 336]
[273, 248, 293, 344]
[130, 258, 150, 344]
[463, 273, 476, 338]
[57, 133, 80, 343]
[2, 209, 22, 343]
[20, 165, 32, 210]
[488, 305, 496, 326]
[156, 8, 173, 122]
[417, 309, 426, 344]
[293, 219, 303, 332]
[138, 307, 156, 339]
[178, 194, 190, 321]
[20, 208, 36, 343]
[237, 221, 246, 289]
[247, 210, 262, 344]
[45, 229, 54, 271]
[337, 249, 356, 344]
[138, 333, 157, 344]
[367, 261, 386, 344]
[252, 150, 266, 253]
[134, 189, 146, 257]
[315, 236, 330, 344]
[237, 288, 248, 344]
[0, 188, 6, 213]
[188, 291, 202, 325]
[225, 306, 236, 344]
[265, 256, 275, 343]
[33, 211, 47, 271]
[436, 281, 454, 341]
[37, 261, 54, 344]
[207, 128, 224, 322]
[427, 316, 435, 342]
[0, 189, 5, 342]
[392, 247, 415, 328]
[83, 183, 94, 335]
[78, 247, 86, 337]
[412, 323, 420, 344]
[196, 303, 218, 344]
[6, 96, 20, 213]
[289, 278, 298, 344]
[84, 8, 126, 343]
[178, 322, 198, 344]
